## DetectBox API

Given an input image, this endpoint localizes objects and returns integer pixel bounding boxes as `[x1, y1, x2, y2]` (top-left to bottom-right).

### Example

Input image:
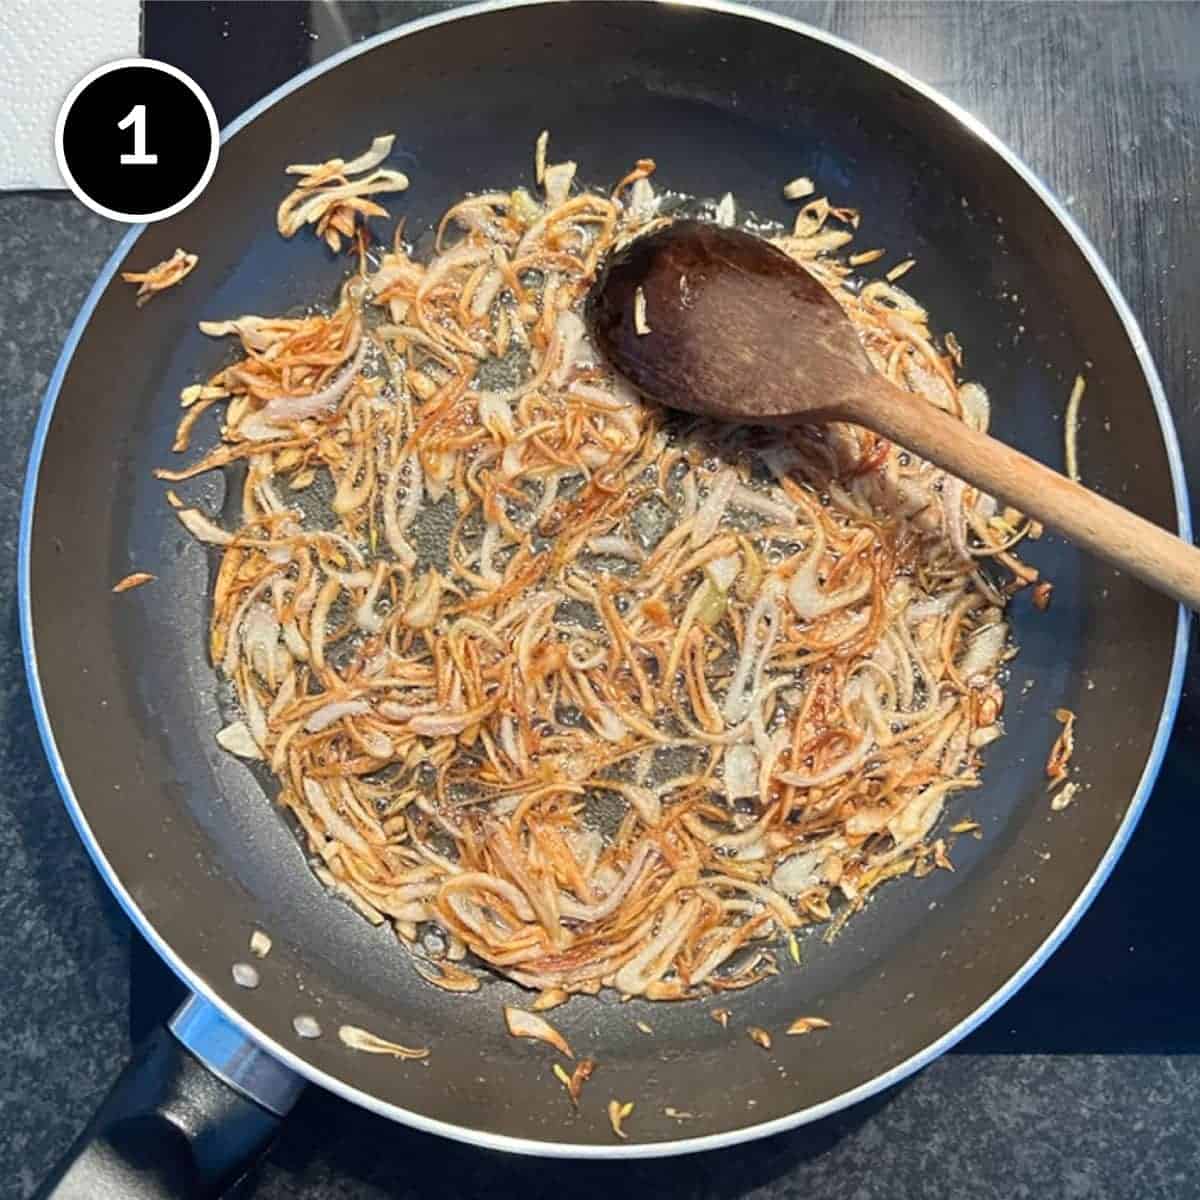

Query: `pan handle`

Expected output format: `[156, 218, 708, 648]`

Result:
[30, 995, 304, 1200]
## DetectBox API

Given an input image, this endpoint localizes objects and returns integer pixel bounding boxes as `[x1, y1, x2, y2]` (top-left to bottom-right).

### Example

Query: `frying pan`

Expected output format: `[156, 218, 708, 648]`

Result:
[20, 0, 1190, 1194]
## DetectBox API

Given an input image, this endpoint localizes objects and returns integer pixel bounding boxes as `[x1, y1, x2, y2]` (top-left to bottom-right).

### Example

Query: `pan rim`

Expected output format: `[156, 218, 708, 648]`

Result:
[19, 0, 1193, 1160]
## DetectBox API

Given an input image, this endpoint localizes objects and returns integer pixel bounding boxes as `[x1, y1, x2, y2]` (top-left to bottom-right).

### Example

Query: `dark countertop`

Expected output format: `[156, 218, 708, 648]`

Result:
[2, 3, 1199, 1197]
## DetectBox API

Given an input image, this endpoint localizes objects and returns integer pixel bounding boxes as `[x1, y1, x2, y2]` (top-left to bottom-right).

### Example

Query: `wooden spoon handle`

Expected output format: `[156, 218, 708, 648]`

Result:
[843, 381, 1200, 610]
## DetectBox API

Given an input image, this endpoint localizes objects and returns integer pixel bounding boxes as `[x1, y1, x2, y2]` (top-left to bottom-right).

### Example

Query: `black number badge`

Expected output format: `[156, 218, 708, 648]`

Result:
[56, 58, 219, 224]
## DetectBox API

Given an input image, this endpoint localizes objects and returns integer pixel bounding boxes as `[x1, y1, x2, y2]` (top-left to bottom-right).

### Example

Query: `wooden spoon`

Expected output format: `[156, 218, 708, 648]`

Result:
[587, 219, 1200, 610]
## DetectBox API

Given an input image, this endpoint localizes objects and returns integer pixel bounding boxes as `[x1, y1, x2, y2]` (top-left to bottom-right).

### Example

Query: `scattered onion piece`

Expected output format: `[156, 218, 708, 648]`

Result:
[216, 720, 261, 759]
[747, 1026, 772, 1049]
[338, 134, 398, 177]
[172, 506, 233, 545]
[278, 134, 408, 251]
[849, 248, 885, 266]
[112, 572, 156, 593]
[1051, 781, 1080, 811]
[633, 286, 650, 335]
[412, 957, 481, 993]
[787, 933, 801, 965]
[543, 160, 576, 208]
[554, 1057, 595, 1106]
[792, 197, 830, 237]
[338, 1024, 429, 1061]
[1046, 708, 1076, 789]
[180, 383, 229, 408]
[786, 1016, 832, 1036]
[121, 248, 197, 306]
[958, 381, 991, 433]
[504, 1006, 573, 1058]
[607, 1099, 634, 1139]
[783, 176, 814, 200]
[1064, 374, 1086, 482]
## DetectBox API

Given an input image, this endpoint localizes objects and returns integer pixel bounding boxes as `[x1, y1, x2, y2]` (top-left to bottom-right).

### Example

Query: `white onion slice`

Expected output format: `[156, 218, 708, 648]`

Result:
[587, 535, 644, 561]
[723, 743, 760, 800]
[543, 161, 576, 207]
[305, 699, 371, 733]
[692, 468, 737, 546]
[216, 721, 261, 759]
[174, 507, 233, 545]
[262, 337, 365, 423]
[338, 133, 396, 176]
[771, 851, 823, 896]
[776, 735, 874, 787]
[551, 310, 596, 385]
[504, 1006, 573, 1057]
[303, 778, 371, 854]
[958, 381, 990, 432]
[959, 622, 1008, 680]
[627, 177, 657, 222]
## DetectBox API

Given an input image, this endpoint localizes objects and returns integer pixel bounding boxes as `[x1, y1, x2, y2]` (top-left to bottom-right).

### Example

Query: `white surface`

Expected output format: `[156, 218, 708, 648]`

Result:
[0, 0, 140, 190]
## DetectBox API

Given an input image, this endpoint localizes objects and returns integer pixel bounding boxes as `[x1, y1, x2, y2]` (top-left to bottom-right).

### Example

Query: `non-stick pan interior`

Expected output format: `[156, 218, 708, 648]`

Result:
[26, 0, 1183, 1151]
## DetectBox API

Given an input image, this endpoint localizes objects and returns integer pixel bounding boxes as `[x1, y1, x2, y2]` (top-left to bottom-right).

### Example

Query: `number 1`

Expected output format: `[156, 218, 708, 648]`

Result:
[118, 104, 158, 165]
